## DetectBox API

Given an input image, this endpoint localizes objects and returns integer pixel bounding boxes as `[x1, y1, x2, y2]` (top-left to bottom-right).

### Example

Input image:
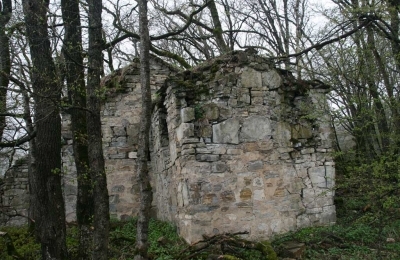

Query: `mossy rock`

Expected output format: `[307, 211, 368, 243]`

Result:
[256, 241, 278, 260]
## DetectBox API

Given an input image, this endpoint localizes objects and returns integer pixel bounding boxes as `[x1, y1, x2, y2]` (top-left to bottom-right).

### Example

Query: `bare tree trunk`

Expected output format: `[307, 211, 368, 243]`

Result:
[87, 0, 109, 259]
[21, 85, 36, 233]
[22, 0, 68, 258]
[208, 0, 230, 54]
[135, 0, 153, 259]
[388, 2, 400, 152]
[0, 0, 11, 139]
[365, 26, 390, 152]
[61, 0, 94, 258]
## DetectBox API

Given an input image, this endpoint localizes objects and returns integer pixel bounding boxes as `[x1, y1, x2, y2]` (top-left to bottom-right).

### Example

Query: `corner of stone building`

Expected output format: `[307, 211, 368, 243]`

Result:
[150, 51, 336, 243]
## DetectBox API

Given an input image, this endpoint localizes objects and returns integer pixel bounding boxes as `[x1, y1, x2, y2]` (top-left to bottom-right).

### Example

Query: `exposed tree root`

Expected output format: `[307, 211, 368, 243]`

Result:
[177, 231, 277, 260]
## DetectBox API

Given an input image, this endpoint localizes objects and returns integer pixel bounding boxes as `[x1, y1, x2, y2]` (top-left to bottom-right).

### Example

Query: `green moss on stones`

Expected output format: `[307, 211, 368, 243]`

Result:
[256, 241, 278, 260]
[170, 75, 210, 104]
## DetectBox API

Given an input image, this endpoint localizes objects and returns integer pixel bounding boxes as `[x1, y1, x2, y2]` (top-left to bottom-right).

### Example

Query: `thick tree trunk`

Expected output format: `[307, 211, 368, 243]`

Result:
[61, 0, 94, 258]
[87, 0, 110, 259]
[0, 0, 11, 139]
[22, 0, 68, 259]
[135, 0, 153, 259]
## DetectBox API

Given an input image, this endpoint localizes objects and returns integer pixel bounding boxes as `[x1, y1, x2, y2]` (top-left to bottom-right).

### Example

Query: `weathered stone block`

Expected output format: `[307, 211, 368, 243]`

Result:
[109, 153, 127, 159]
[198, 124, 212, 138]
[236, 202, 253, 208]
[273, 188, 286, 197]
[181, 148, 195, 155]
[248, 161, 264, 171]
[218, 107, 232, 120]
[212, 162, 228, 173]
[238, 92, 251, 104]
[262, 70, 282, 89]
[177, 181, 189, 207]
[243, 143, 259, 152]
[227, 149, 242, 155]
[186, 205, 220, 214]
[202, 193, 218, 204]
[241, 67, 262, 89]
[253, 189, 266, 201]
[220, 190, 236, 202]
[113, 126, 126, 136]
[308, 166, 326, 188]
[196, 154, 220, 162]
[127, 124, 140, 145]
[292, 124, 313, 140]
[213, 184, 223, 192]
[252, 177, 263, 187]
[128, 152, 138, 158]
[195, 147, 212, 154]
[177, 123, 194, 141]
[203, 104, 219, 121]
[181, 107, 195, 123]
[212, 118, 240, 144]
[240, 188, 252, 201]
[302, 188, 334, 208]
[241, 116, 272, 141]
[301, 147, 315, 154]
[325, 165, 335, 188]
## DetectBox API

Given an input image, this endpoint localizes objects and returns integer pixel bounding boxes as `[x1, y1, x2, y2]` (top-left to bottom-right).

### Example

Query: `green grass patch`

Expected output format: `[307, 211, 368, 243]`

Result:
[0, 226, 40, 260]
[2, 211, 400, 259]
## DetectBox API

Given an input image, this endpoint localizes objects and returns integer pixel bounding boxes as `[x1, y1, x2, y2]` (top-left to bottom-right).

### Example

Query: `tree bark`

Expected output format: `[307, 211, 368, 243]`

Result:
[208, 0, 230, 54]
[22, 0, 68, 258]
[387, 1, 400, 152]
[365, 26, 390, 152]
[86, 0, 110, 259]
[0, 0, 11, 139]
[135, 0, 153, 259]
[61, 0, 94, 258]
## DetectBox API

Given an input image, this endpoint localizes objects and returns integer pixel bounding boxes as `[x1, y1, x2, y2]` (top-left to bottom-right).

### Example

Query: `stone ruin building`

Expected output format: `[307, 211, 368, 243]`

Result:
[1, 51, 336, 243]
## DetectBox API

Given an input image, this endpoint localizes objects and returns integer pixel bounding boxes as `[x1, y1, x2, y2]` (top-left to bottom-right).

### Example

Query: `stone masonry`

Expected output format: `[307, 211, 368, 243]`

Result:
[151, 52, 335, 243]
[1, 51, 335, 243]
[0, 159, 29, 226]
[61, 56, 177, 221]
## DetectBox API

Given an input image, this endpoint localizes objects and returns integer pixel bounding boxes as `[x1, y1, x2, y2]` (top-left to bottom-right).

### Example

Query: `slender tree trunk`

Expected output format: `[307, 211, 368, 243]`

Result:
[21, 85, 36, 233]
[365, 26, 390, 152]
[135, 0, 153, 259]
[208, 0, 230, 54]
[388, 2, 400, 152]
[87, 0, 109, 259]
[0, 0, 11, 139]
[22, 0, 68, 258]
[61, 0, 94, 258]
[283, 0, 290, 69]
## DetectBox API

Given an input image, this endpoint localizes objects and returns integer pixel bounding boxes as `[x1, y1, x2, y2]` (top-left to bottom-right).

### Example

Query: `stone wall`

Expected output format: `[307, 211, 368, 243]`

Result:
[0, 159, 29, 226]
[151, 52, 335, 243]
[61, 56, 177, 221]
[1, 51, 335, 243]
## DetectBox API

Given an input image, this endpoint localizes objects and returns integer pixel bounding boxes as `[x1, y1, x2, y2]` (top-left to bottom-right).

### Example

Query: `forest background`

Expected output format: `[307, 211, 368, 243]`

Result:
[1, 0, 400, 259]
